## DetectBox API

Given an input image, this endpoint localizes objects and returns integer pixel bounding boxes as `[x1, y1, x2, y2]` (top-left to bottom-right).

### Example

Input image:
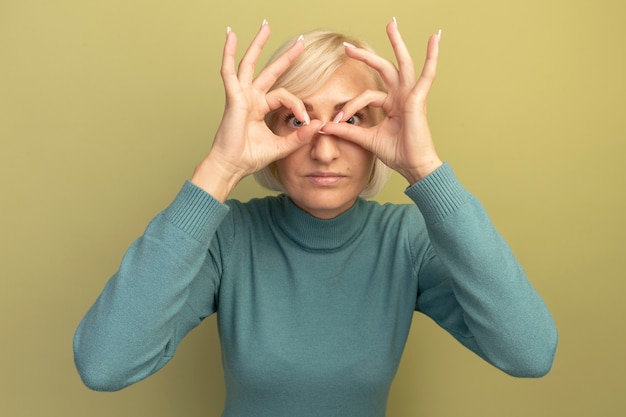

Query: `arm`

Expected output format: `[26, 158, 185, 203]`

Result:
[74, 21, 322, 390]
[322, 19, 557, 376]
[73, 183, 229, 391]
[408, 164, 557, 377]
[191, 22, 324, 201]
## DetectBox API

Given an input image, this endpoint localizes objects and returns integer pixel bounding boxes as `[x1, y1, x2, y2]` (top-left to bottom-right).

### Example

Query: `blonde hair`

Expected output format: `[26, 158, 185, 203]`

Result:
[254, 30, 390, 199]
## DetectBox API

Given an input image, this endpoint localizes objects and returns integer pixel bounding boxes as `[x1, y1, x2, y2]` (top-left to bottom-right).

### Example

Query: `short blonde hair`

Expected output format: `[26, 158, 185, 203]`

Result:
[254, 30, 390, 199]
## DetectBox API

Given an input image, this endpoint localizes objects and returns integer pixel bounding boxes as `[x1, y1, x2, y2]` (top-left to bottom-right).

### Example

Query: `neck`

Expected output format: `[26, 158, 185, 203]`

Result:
[271, 195, 367, 251]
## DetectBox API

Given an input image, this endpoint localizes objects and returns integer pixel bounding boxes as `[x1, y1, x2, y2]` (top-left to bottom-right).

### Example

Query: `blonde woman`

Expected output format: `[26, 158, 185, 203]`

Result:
[74, 19, 557, 417]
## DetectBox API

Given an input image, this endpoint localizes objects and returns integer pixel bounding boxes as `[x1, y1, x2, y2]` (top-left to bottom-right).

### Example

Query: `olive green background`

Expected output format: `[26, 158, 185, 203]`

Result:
[2, 0, 624, 416]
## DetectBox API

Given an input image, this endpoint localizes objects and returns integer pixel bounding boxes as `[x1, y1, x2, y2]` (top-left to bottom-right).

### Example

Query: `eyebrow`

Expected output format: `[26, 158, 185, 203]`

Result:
[303, 102, 348, 111]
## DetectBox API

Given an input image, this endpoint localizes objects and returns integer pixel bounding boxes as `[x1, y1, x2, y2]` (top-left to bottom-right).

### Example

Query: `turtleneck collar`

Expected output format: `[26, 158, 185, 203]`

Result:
[270, 195, 368, 252]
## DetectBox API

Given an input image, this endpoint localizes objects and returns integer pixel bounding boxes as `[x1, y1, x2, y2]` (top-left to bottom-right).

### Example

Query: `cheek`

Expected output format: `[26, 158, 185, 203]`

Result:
[351, 148, 376, 177]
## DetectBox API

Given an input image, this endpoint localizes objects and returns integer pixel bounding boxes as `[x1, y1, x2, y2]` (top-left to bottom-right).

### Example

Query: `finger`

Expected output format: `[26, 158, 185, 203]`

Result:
[264, 87, 310, 125]
[386, 18, 416, 86]
[333, 89, 387, 123]
[414, 31, 441, 101]
[253, 35, 305, 92]
[237, 20, 271, 84]
[318, 121, 378, 155]
[272, 120, 324, 159]
[220, 28, 239, 98]
[343, 43, 400, 88]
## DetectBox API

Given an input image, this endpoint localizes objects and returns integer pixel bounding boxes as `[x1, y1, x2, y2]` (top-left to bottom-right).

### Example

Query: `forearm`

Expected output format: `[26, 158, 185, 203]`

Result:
[74, 183, 229, 390]
[409, 164, 557, 376]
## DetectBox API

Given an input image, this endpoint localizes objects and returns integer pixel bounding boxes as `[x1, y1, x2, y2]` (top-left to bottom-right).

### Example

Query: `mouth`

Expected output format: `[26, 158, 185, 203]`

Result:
[306, 172, 346, 186]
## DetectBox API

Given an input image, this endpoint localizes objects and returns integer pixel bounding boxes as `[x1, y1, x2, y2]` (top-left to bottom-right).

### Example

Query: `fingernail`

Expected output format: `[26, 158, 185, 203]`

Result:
[343, 42, 356, 48]
[295, 34, 304, 45]
[262, 19, 268, 26]
[393, 17, 398, 26]
[226, 26, 232, 35]
[318, 122, 327, 134]
[303, 112, 311, 125]
[333, 111, 344, 123]
[437, 29, 442, 40]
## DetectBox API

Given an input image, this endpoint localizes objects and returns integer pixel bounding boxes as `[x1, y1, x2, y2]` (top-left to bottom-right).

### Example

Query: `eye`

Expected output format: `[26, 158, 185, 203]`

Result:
[346, 112, 364, 125]
[284, 113, 305, 128]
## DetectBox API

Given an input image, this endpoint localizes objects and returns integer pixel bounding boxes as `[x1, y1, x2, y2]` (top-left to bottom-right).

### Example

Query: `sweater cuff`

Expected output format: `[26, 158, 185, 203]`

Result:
[405, 163, 470, 224]
[163, 180, 230, 242]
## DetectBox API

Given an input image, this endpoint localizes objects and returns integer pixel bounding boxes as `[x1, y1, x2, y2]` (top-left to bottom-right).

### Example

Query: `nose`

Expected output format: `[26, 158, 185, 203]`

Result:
[309, 133, 340, 162]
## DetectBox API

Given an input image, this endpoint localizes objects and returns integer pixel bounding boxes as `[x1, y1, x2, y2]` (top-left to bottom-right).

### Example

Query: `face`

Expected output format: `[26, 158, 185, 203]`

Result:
[272, 61, 378, 219]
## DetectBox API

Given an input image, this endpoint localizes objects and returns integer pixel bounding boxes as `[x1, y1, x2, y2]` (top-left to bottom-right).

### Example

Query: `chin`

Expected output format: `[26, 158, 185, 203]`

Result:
[293, 197, 356, 219]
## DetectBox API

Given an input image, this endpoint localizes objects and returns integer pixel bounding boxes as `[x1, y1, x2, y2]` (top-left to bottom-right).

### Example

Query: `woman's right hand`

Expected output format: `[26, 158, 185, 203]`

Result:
[191, 22, 323, 202]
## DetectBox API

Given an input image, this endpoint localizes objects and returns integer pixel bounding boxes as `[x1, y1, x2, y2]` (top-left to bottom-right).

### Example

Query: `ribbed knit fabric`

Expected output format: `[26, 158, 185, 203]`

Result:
[74, 163, 557, 417]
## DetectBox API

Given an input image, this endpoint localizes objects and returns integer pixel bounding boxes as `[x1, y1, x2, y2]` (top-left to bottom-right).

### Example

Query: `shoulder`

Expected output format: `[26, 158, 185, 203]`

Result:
[220, 195, 288, 238]
[359, 199, 426, 235]
[358, 200, 432, 269]
[361, 198, 421, 220]
[225, 195, 285, 220]
[208, 195, 285, 262]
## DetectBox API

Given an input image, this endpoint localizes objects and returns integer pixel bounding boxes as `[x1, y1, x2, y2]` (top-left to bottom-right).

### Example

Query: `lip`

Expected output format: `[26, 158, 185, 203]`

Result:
[305, 172, 346, 186]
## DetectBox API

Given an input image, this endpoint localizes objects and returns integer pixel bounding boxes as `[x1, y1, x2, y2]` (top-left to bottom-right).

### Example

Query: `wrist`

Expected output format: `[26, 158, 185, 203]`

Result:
[401, 158, 444, 185]
[190, 155, 247, 203]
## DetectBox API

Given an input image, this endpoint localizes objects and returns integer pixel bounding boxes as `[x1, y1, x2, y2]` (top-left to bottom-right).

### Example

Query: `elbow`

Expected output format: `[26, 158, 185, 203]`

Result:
[78, 371, 125, 392]
[73, 332, 131, 392]
[500, 328, 559, 378]
[503, 353, 555, 378]
[73, 334, 168, 391]
[74, 350, 129, 392]
[76, 367, 124, 392]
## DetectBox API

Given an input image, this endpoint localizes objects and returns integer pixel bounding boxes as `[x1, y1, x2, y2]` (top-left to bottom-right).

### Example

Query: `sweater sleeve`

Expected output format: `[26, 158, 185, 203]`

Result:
[73, 181, 231, 391]
[407, 163, 558, 377]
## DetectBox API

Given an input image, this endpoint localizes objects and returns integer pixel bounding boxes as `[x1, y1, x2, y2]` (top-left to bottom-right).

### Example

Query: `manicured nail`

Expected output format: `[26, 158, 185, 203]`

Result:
[333, 111, 344, 123]
[437, 29, 442, 40]
[318, 122, 327, 134]
[262, 19, 268, 26]
[393, 17, 398, 26]
[226, 26, 232, 35]
[303, 112, 311, 125]
[343, 42, 356, 48]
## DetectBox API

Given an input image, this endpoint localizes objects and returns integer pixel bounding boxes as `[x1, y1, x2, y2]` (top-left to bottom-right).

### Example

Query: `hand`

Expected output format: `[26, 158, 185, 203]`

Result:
[320, 19, 443, 185]
[192, 22, 323, 201]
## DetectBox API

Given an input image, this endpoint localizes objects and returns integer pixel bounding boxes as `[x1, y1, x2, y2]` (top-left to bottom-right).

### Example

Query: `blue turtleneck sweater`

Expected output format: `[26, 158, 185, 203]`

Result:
[74, 163, 557, 416]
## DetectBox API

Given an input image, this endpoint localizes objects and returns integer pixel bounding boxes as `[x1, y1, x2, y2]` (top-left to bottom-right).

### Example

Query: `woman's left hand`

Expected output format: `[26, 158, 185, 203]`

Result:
[320, 19, 443, 185]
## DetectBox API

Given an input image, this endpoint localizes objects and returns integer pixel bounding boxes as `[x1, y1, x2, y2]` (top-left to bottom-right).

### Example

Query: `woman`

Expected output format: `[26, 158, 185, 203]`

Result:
[74, 19, 558, 416]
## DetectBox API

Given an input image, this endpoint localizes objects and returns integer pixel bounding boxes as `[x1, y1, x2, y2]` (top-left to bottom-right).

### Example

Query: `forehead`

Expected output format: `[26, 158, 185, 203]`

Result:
[301, 61, 378, 105]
